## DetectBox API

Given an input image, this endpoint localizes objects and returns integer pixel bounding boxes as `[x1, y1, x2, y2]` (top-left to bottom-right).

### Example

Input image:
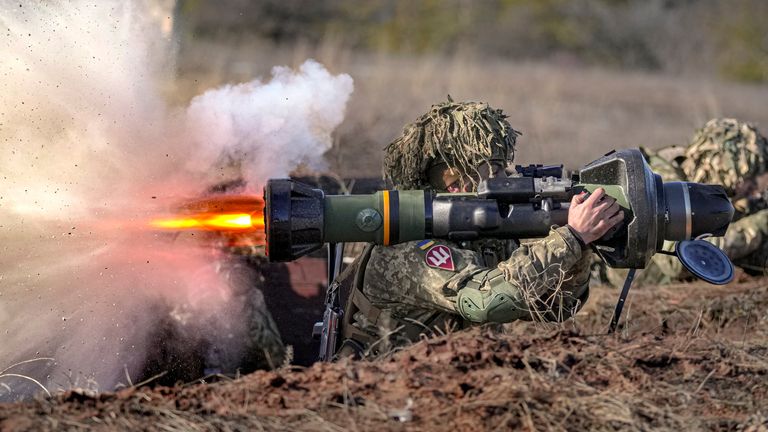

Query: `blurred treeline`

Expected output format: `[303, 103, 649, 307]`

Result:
[166, 0, 768, 176]
[175, 0, 768, 83]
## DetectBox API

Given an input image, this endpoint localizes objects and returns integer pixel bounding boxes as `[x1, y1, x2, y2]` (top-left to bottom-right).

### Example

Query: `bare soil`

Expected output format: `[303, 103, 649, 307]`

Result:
[1, 277, 767, 431]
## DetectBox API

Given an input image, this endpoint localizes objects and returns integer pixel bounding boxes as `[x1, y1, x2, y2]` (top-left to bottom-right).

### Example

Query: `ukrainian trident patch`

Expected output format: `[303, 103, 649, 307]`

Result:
[424, 245, 455, 271]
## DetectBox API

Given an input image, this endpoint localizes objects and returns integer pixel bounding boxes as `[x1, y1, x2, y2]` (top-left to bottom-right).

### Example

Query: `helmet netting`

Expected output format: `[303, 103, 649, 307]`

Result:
[384, 100, 521, 190]
[681, 118, 768, 195]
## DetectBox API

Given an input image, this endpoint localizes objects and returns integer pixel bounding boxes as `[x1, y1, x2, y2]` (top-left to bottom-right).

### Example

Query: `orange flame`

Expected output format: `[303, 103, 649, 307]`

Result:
[151, 213, 260, 231]
[150, 195, 266, 248]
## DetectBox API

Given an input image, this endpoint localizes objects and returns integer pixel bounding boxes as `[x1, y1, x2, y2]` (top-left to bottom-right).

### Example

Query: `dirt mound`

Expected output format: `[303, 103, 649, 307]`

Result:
[2, 280, 767, 431]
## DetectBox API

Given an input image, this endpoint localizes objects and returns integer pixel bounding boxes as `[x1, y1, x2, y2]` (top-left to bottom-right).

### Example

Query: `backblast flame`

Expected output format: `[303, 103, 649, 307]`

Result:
[151, 213, 258, 230]
[150, 195, 266, 248]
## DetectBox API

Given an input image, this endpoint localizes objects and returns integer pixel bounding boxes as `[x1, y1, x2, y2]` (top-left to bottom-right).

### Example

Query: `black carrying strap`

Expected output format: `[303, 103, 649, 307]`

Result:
[331, 244, 378, 355]
[341, 288, 383, 347]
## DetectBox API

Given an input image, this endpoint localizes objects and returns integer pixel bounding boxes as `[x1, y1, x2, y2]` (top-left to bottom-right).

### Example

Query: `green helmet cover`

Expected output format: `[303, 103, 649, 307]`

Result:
[681, 118, 768, 195]
[384, 100, 521, 190]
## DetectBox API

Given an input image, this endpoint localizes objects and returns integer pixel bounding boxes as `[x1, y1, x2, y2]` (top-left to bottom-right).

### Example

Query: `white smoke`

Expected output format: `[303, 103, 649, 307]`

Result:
[0, 1, 352, 399]
[186, 61, 353, 188]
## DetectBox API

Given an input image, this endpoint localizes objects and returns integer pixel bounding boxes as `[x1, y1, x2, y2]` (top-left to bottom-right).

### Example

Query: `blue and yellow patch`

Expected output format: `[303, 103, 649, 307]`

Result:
[417, 240, 435, 250]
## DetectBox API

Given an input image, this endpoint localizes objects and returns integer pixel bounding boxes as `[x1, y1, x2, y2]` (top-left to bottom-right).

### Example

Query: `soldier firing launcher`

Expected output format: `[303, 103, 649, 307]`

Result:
[264, 148, 736, 341]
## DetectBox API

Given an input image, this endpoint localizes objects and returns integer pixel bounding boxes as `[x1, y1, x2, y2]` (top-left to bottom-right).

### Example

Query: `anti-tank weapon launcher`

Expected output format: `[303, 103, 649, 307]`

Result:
[266, 149, 733, 272]
[264, 149, 736, 353]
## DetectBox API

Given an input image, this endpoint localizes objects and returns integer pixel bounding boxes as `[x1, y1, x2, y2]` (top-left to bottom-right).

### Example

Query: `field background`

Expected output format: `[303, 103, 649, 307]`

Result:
[2, 2, 768, 429]
[167, 0, 768, 177]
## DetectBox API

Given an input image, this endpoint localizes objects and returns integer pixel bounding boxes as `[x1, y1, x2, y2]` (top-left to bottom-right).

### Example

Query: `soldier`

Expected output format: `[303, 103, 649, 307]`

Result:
[334, 100, 624, 358]
[604, 118, 768, 286]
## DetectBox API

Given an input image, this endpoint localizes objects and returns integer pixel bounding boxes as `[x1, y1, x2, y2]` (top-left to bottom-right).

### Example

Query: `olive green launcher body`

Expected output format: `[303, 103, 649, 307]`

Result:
[264, 149, 733, 268]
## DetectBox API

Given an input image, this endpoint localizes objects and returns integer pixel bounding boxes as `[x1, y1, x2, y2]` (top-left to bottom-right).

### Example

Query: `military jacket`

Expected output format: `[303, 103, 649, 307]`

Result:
[339, 226, 592, 357]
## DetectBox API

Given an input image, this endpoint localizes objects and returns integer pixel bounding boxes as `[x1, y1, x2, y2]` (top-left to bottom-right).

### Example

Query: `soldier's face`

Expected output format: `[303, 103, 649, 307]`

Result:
[734, 178, 757, 199]
[439, 162, 507, 193]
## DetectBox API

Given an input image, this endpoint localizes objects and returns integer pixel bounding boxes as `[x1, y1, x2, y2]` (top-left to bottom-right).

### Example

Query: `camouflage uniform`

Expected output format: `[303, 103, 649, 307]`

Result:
[336, 101, 592, 358]
[605, 119, 768, 286]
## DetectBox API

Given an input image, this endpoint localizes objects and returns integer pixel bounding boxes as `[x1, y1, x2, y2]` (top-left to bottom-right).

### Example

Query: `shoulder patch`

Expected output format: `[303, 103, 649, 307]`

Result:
[425, 245, 455, 271]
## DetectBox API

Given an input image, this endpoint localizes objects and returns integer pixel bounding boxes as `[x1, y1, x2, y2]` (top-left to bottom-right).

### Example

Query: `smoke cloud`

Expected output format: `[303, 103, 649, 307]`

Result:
[186, 61, 353, 187]
[0, 1, 352, 399]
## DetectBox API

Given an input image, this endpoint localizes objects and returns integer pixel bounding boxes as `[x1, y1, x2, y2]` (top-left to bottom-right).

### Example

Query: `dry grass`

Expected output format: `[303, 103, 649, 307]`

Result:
[2, 280, 767, 431]
[170, 38, 768, 178]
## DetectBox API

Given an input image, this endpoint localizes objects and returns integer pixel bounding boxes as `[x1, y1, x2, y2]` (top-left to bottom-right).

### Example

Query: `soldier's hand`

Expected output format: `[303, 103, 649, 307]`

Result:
[567, 188, 624, 245]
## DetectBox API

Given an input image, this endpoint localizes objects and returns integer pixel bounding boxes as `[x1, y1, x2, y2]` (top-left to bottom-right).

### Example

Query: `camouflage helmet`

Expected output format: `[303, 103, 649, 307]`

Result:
[384, 99, 521, 190]
[680, 118, 768, 195]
